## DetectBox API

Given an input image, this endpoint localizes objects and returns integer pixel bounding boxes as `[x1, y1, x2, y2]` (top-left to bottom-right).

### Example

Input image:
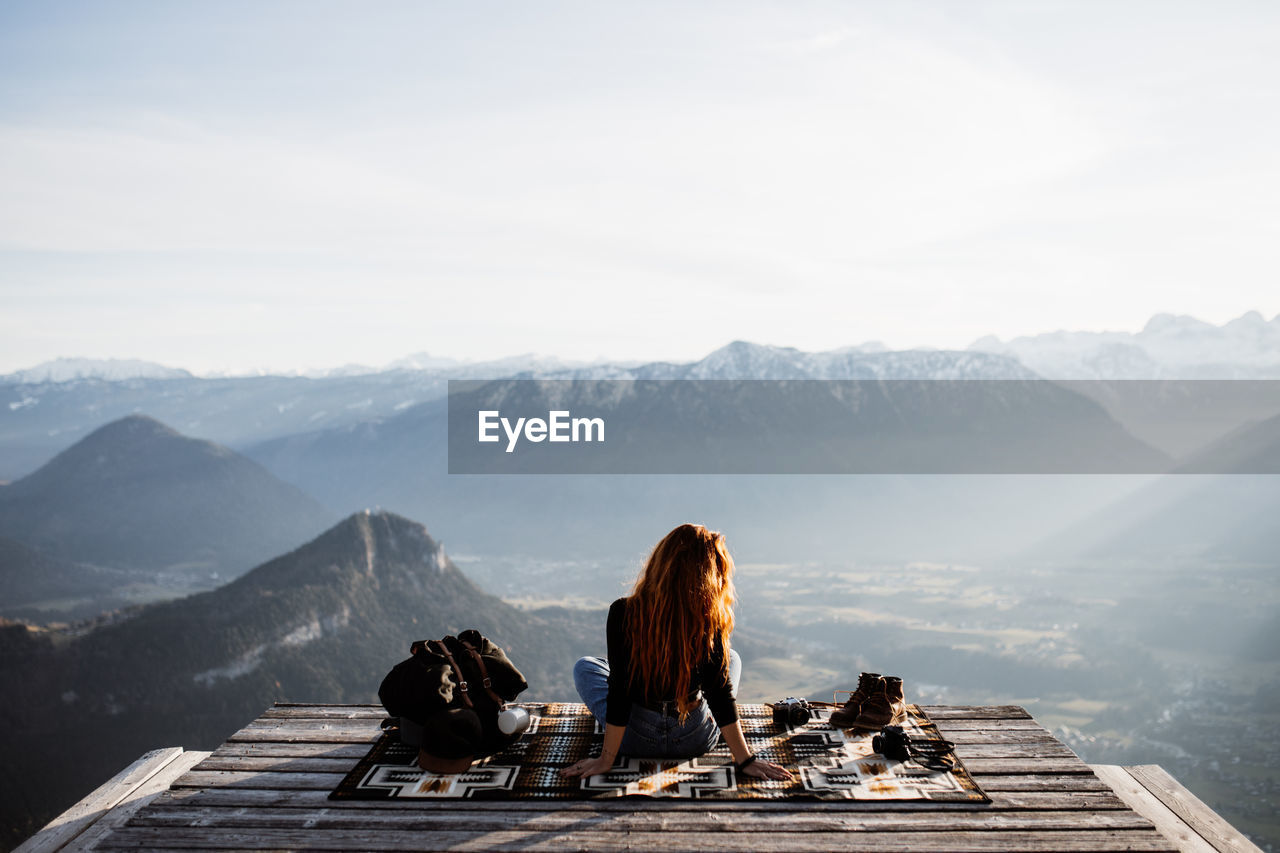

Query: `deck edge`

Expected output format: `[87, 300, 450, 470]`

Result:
[13, 748, 189, 853]
[1090, 764, 1262, 853]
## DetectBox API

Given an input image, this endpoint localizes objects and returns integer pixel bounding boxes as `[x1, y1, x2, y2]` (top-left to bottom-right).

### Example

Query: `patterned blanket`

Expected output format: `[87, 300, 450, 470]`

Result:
[330, 702, 988, 802]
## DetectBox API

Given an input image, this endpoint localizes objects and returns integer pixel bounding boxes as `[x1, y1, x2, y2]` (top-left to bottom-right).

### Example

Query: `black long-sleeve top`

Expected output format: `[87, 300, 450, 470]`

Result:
[605, 597, 739, 728]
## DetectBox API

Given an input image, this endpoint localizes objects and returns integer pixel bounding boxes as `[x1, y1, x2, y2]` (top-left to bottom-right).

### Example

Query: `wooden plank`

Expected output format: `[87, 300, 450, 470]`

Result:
[224, 724, 1068, 749]
[172, 766, 1108, 794]
[150, 785, 1130, 812]
[927, 719, 1048, 732]
[194, 748, 1076, 775]
[95, 826, 1178, 851]
[185, 756, 359, 773]
[169, 770, 348, 791]
[1125, 765, 1264, 853]
[206, 741, 375, 760]
[968, 774, 1111, 792]
[270, 701, 378, 706]
[226, 727, 381, 745]
[221, 728, 1060, 748]
[256, 706, 1038, 724]
[952, 742, 1077, 758]
[958, 758, 1095, 774]
[260, 706, 387, 720]
[13, 748, 185, 853]
[1091, 765, 1219, 853]
[240, 709, 1041, 734]
[918, 706, 1034, 720]
[230, 717, 378, 732]
[941, 730, 1078, 745]
[263, 704, 1031, 720]
[61, 751, 210, 853]
[126, 805, 1156, 832]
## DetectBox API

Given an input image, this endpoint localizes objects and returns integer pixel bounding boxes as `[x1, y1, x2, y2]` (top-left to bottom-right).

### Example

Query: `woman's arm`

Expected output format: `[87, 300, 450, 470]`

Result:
[561, 722, 625, 778]
[564, 600, 633, 779]
[720, 720, 793, 781]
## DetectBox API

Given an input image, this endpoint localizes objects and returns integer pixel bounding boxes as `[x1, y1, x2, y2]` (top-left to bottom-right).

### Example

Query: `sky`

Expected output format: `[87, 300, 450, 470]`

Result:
[1, 1, 1278, 375]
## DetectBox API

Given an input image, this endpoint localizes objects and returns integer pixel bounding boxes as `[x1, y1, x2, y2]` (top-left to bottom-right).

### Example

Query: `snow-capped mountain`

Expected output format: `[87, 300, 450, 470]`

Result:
[685, 342, 1035, 380]
[5, 358, 193, 384]
[970, 311, 1280, 378]
[544, 341, 1034, 381]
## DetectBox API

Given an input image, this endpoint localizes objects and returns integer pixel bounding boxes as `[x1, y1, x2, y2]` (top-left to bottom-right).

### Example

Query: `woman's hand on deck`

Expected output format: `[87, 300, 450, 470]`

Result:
[561, 755, 615, 779]
[741, 758, 792, 781]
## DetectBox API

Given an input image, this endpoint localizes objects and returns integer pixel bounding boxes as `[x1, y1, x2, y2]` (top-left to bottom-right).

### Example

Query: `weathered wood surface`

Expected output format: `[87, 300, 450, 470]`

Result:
[13, 748, 206, 853]
[1091, 765, 1220, 853]
[1122, 765, 1264, 853]
[155, 785, 1133, 812]
[60, 752, 210, 853]
[125, 806, 1155, 832]
[88, 704, 1194, 852]
[95, 826, 1181, 852]
[93, 822, 1185, 853]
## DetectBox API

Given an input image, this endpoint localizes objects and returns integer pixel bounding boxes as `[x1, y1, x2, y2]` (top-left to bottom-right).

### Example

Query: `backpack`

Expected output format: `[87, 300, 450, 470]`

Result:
[378, 629, 528, 771]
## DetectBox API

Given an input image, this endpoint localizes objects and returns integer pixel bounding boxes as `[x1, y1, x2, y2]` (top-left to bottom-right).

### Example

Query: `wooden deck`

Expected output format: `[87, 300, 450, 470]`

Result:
[17, 703, 1264, 852]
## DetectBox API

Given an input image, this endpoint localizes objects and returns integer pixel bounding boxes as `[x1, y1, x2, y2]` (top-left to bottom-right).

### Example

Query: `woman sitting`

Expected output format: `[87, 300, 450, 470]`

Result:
[561, 523, 791, 781]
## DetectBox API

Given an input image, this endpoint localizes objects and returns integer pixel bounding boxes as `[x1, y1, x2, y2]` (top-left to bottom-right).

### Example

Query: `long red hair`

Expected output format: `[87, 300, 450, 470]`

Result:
[625, 523, 736, 721]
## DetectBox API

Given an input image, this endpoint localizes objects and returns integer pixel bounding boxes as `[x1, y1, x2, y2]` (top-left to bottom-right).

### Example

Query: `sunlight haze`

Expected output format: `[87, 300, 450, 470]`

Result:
[2, 1, 1277, 373]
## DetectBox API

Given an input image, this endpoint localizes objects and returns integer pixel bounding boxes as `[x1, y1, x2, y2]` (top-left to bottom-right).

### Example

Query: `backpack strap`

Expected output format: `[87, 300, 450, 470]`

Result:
[460, 638, 506, 705]
[430, 639, 475, 709]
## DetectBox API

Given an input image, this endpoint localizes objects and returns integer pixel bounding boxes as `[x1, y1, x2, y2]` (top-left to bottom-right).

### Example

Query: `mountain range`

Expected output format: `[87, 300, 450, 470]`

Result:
[1, 329, 1275, 578]
[2, 358, 194, 384]
[0, 344, 1032, 481]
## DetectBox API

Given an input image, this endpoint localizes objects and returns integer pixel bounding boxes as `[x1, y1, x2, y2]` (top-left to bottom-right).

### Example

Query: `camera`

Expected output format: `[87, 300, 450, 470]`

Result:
[872, 725, 911, 761]
[770, 697, 812, 728]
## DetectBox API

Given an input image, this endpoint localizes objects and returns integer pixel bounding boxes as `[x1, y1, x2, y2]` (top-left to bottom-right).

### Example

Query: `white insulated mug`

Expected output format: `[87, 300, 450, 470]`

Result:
[498, 706, 531, 736]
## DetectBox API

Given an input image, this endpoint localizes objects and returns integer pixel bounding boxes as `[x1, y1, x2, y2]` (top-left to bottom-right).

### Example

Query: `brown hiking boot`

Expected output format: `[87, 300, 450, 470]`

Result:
[829, 672, 881, 728]
[850, 675, 906, 730]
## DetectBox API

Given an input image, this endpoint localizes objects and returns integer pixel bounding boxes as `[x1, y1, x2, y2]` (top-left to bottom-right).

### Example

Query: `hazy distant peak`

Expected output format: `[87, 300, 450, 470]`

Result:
[971, 310, 1280, 378]
[831, 341, 889, 354]
[0, 414, 333, 575]
[385, 352, 464, 371]
[5, 358, 192, 384]
[88, 413, 181, 441]
[7, 415, 238, 496]
[1141, 313, 1216, 335]
[66, 414, 228, 463]
[1223, 309, 1270, 328]
[702, 340, 800, 361]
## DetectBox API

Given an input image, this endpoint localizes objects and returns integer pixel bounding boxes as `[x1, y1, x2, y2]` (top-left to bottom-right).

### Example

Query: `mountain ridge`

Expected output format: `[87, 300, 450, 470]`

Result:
[0, 509, 595, 849]
[0, 414, 335, 584]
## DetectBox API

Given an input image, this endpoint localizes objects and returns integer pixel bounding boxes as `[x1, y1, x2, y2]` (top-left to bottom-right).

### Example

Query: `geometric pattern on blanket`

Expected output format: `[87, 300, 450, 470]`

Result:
[330, 702, 988, 802]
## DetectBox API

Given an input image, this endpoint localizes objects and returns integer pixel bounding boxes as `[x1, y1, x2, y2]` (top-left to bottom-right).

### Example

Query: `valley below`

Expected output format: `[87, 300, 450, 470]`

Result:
[463, 549, 1280, 849]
